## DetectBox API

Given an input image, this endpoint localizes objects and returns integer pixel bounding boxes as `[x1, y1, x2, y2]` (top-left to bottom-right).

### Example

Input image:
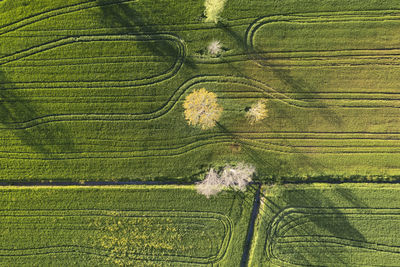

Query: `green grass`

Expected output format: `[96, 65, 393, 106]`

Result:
[3, 0, 400, 182]
[0, 185, 254, 266]
[249, 183, 400, 266]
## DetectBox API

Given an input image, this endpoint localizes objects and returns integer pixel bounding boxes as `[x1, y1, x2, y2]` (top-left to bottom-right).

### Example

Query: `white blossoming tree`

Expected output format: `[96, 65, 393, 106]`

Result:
[207, 40, 223, 56]
[196, 163, 255, 198]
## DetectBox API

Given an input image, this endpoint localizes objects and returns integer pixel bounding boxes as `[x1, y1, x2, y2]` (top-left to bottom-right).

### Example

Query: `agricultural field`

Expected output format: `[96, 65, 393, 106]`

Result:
[3, 0, 400, 182]
[3, 0, 400, 266]
[249, 184, 400, 266]
[0, 185, 255, 266]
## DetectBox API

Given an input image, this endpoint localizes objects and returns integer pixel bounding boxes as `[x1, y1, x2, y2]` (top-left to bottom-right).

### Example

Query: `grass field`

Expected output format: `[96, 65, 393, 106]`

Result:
[3, 0, 400, 182]
[0, 185, 255, 266]
[3, 1, 400, 266]
[249, 183, 400, 266]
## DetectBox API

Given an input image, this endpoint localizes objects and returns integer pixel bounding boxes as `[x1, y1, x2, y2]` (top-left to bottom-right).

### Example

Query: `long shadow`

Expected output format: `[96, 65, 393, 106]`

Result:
[240, 183, 261, 267]
[0, 67, 75, 160]
[216, 122, 278, 172]
[215, 23, 345, 183]
[218, 21, 343, 127]
[218, 21, 248, 52]
[269, 66, 343, 127]
[216, 122, 328, 183]
[267, 188, 367, 266]
[96, 0, 197, 69]
[245, 41, 343, 127]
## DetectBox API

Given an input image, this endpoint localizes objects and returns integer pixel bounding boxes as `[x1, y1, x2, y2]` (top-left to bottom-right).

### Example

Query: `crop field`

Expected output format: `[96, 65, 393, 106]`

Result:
[3, 0, 400, 182]
[249, 184, 400, 266]
[0, 185, 255, 266]
[3, 1, 400, 266]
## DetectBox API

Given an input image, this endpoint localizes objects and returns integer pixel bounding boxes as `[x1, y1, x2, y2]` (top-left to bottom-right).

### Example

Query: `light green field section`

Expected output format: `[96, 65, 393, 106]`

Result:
[249, 184, 400, 266]
[3, 0, 400, 182]
[0, 185, 254, 266]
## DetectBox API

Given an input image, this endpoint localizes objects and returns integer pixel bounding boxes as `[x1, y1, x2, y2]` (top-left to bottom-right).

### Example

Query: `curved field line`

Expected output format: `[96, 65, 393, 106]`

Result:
[0, 136, 235, 160]
[193, 51, 400, 67]
[0, 209, 233, 264]
[278, 212, 400, 238]
[5, 131, 400, 161]
[6, 131, 400, 143]
[0, 34, 185, 86]
[0, 0, 139, 37]
[0, 75, 396, 130]
[265, 207, 400, 266]
[8, 18, 253, 36]
[244, 139, 400, 155]
[6, 133, 400, 151]
[276, 235, 400, 254]
[0, 0, 254, 40]
[245, 11, 400, 63]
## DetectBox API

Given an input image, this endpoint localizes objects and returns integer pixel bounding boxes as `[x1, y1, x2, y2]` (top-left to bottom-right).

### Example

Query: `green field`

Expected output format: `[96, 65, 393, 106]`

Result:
[249, 184, 400, 266]
[3, 0, 400, 182]
[0, 185, 254, 266]
[3, 1, 400, 266]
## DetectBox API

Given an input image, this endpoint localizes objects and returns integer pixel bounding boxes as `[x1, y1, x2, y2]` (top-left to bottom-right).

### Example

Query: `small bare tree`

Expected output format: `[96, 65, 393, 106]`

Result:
[183, 88, 223, 130]
[196, 163, 255, 198]
[204, 0, 227, 23]
[207, 40, 222, 57]
[246, 99, 268, 125]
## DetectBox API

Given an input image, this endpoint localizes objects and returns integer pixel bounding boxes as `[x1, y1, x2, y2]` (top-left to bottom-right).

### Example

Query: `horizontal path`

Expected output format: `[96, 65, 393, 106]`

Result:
[1, 180, 400, 186]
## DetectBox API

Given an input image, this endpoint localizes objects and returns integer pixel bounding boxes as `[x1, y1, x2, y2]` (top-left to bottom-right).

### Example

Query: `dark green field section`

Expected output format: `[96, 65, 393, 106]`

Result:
[249, 184, 400, 266]
[4, 0, 400, 181]
[0, 185, 254, 266]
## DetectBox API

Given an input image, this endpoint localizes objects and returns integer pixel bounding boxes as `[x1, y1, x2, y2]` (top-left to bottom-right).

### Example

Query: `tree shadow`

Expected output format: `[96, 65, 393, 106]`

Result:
[245, 42, 343, 127]
[217, 21, 248, 52]
[218, 21, 342, 128]
[0, 67, 75, 160]
[265, 188, 367, 266]
[216, 122, 279, 172]
[95, 0, 197, 69]
[269, 66, 343, 127]
[216, 122, 328, 183]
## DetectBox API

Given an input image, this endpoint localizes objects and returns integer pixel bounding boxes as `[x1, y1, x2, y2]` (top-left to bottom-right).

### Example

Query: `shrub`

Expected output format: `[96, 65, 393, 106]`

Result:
[196, 163, 255, 198]
[204, 0, 227, 23]
[246, 99, 268, 125]
[183, 88, 223, 130]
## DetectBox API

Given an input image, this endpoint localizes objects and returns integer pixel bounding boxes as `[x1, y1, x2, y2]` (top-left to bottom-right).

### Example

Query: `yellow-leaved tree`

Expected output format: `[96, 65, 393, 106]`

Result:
[183, 88, 223, 130]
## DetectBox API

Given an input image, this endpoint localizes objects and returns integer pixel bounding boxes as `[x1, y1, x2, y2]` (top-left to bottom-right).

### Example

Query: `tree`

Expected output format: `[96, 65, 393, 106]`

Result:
[220, 163, 255, 191]
[246, 99, 268, 125]
[207, 40, 222, 57]
[196, 168, 223, 198]
[204, 0, 227, 24]
[183, 88, 223, 130]
[196, 163, 255, 198]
